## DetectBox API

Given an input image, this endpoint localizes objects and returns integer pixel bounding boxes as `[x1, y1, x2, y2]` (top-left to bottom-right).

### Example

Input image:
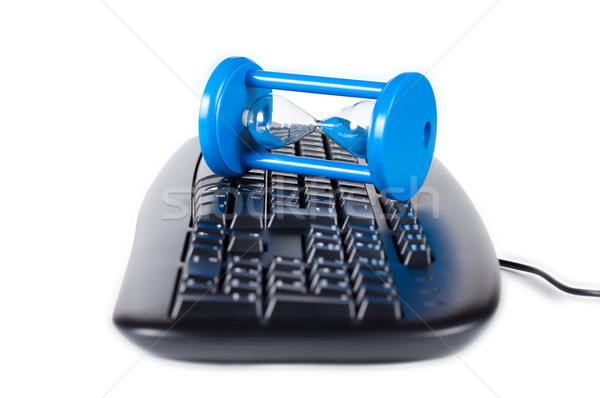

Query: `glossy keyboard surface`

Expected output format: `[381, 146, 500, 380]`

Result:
[174, 133, 434, 326]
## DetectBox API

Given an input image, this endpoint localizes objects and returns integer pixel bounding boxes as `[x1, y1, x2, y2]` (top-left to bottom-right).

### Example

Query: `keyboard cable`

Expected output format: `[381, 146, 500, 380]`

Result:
[498, 259, 600, 297]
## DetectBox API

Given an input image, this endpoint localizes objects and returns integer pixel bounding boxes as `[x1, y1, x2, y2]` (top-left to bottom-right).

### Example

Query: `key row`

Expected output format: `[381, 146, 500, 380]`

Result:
[175, 255, 401, 324]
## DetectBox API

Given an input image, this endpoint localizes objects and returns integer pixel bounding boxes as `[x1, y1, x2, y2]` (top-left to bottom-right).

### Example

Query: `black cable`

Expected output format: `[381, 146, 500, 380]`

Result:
[499, 259, 600, 297]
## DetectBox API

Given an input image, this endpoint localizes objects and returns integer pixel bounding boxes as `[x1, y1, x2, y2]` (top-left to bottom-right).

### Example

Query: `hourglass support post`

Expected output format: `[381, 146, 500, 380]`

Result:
[246, 70, 385, 99]
[241, 151, 373, 184]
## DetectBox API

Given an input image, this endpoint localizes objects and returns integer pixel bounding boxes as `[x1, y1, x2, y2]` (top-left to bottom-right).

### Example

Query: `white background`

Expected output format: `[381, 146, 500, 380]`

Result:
[1, 1, 599, 397]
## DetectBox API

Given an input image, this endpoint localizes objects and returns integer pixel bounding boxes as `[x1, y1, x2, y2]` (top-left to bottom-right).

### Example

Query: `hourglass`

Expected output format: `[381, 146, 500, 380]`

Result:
[198, 57, 437, 201]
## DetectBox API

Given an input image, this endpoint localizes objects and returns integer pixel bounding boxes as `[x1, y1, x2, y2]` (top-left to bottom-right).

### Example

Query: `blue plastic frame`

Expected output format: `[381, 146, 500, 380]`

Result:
[198, 57, 437, 200]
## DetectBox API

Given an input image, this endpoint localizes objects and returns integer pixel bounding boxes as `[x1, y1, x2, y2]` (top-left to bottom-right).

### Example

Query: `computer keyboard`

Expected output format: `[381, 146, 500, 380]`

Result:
[114, 137, 500, 362]
[175, 132, 433, 325]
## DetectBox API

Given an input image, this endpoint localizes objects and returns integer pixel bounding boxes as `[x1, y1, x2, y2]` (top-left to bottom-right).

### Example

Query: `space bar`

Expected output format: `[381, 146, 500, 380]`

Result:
[268, 206, 338, 229]
[265, 294, 355, 322]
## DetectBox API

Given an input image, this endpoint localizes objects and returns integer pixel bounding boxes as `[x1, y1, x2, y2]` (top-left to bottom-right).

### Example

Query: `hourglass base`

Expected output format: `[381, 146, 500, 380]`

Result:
[367, 72, 437, 200]
[198, 57, 272, 176]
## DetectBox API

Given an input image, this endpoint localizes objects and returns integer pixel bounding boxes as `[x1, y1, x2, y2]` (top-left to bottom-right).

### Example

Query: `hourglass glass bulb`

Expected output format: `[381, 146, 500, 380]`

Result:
[320, 101, 373, 158]
[242, 94, 375, 158]
[242, 94, 317, 149]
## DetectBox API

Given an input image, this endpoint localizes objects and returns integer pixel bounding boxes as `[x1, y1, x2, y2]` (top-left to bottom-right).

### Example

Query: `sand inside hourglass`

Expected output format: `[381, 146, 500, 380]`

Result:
[242, 94, 374, 158]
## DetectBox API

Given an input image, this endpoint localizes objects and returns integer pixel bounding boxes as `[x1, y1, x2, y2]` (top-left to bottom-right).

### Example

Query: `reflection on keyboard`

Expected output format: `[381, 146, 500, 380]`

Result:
[172, 132, 433, 325]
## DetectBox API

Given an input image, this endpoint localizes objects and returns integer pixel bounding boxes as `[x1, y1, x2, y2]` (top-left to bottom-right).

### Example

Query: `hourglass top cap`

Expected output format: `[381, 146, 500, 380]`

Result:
[198, 57, 436, 201]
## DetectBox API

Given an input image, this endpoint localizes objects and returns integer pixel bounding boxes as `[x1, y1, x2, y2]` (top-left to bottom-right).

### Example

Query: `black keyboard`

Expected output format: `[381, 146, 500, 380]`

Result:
[114, 137, 500, 362]
[176, 132, 433, 325]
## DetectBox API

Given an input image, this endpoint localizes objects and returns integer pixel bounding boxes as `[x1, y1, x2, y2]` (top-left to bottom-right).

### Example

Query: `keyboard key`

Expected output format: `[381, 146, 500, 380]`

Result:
[237, 177, 265, 187]
[400, 243, 433, 267]
[265, 294, 355, 322]
[347, 243, 386, 264]
[271, 175, 298, 185]
[395, 232, 427, 248]
[271, 182, 300, 191]
[186, 251, 222, 284]
[270, 188, 300, 200]
[270, 147, 296, 155]
[270, 171, 298, 179]
[301, 150, 326, 159]
[191, 241, 221, 254]
[223, 281, 262, 296]
[197, 191, 230, 207]
[267, 273, 305, 291]
[175, 294, 261, 321]
[308, 223, 341, 235]
[344, 230, 380, 247]
[188, 240, 223, 261]
[228, 254, 263, 265]
[196, 175, 231, 187]
[306, 241, 344, 263]
[193, 231, 224, 247]
[346, 223, 379, 235]
[196, 202, 228, 225]
[195, 182, 231, 196]
[309, 259, 349, 279]
[266, 267, 307, 296]
[306, 229, 342, 248]
[337, 186, 369, 197]
[195, 222, 225, 235]
[303, 181, 332, 191]
[312, 284, 352, 298]
[227, 231, 265, 254]
[303, 176, 332, 184]
[227, 260, 262, 277]
[305, 201, 336, 211]
[353, 269, 393, 286]
[303, 187, 335, 200]
[231, 193, 265, 229]
[379, 197, 412, 217]
[236, 185, 265, 195]
[268, 206, 338, 229]
[339, 192, 370, 204]
[223, 267, 261, 281]
[352, 240, 385, 253]
[224, 272, 261, 286]
[267, 258, 306, 278]
[340, 201, 376, 229]
[389, 209, 418, 230]
[332, 154, 358, 163]
[350, 259, 390, 280]
[304, 194, 336, 207]
[267, 283, 308, 297]
[337, 181, 366, 189]
[356, 296, 401, 323]
[270, 197, 301, 208]
[310, 270, 350, 291]
[299, 142, 324, 150]
[355, 283, 397, 303]
[181, 279, 218, 295]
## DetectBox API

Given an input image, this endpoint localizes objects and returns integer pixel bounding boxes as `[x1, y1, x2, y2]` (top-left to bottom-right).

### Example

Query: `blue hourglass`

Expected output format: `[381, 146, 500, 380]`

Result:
[198, 57, 437, 201]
